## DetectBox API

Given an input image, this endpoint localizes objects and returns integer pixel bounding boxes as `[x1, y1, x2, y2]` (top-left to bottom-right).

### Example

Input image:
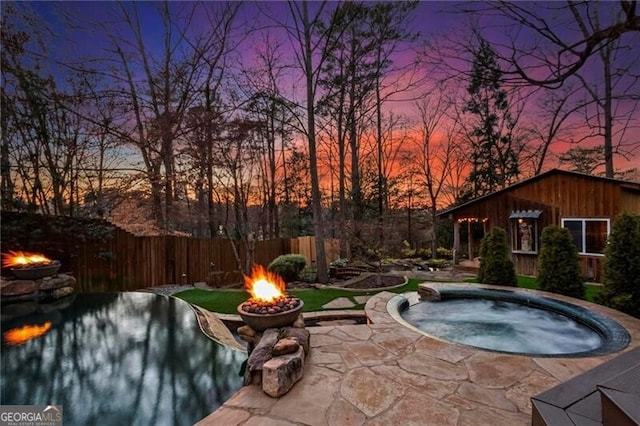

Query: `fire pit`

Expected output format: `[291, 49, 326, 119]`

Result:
[238, 265, 303, 331]
[2, 251, 61, 280]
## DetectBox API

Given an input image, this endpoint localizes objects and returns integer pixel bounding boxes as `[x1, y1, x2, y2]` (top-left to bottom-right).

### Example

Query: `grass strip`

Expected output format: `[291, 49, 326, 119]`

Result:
[174, 275, 602, 314]
[174, 279, 423, 314]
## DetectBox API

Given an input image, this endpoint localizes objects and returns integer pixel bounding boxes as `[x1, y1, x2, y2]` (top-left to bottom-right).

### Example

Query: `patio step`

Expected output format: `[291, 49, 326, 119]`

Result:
[598, 360, 640, 426]
[599, 387, 640, 425]
[531, 346, 640, 426]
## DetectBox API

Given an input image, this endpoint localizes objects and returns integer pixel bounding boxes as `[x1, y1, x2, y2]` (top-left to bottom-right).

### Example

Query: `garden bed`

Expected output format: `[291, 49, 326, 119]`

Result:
[341, 274, 406, 290]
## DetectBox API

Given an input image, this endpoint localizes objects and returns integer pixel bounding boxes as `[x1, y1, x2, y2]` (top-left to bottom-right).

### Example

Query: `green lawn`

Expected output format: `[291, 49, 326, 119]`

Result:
[174, 280, 423, 314]
[174, 275, 602, 314]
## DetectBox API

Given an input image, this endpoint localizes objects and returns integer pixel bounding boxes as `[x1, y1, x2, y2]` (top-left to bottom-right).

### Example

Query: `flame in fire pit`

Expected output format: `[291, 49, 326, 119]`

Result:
[244, 265, 286, 303]
[2, 251, 52, 268]
[4, 322, 52, 346]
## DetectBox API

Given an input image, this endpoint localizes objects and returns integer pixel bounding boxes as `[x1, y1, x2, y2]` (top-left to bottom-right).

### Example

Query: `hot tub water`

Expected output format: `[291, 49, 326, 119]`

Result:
[389, 287, 630, 357]
[402, 298, 602, 355]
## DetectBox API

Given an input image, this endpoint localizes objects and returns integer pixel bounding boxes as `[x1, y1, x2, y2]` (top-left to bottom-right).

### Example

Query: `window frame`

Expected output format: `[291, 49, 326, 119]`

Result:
[560, 217, 611, 256]
[511, 218, 539, 254]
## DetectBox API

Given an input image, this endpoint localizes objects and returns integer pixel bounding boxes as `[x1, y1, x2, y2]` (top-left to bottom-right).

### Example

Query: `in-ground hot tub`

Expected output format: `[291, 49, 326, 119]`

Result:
[387, 285, 630, 357]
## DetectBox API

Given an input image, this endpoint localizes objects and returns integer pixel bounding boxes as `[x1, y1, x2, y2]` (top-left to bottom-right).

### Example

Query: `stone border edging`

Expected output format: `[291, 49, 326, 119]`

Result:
[317, 273, 408, 292]
[189, 304, 247, 352]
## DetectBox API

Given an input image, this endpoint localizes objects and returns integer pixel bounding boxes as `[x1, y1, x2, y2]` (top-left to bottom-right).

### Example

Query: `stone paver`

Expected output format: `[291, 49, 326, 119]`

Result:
[368, 390, 459, 426]
[322, 297, 355, 309]
[327, 397, 367, 426]
[341, 367, 405, 417]
[198, 284, 640, 425]
[353, 295, 372, 304]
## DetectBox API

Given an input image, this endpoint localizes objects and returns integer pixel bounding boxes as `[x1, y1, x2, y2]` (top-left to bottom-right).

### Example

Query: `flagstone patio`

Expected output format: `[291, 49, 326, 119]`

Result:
[197, 286, 640, 426]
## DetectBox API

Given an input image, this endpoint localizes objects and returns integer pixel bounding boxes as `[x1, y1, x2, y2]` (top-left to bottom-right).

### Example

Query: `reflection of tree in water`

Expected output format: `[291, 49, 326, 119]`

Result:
[1, 293, 245, 426]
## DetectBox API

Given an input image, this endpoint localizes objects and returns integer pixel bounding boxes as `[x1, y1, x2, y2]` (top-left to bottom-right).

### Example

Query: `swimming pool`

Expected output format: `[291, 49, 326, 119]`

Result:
[1, 292, 245, 425]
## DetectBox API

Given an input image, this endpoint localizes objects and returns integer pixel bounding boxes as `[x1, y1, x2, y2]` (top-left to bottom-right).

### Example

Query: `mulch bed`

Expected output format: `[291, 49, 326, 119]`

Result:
[341, 274, 406, 290]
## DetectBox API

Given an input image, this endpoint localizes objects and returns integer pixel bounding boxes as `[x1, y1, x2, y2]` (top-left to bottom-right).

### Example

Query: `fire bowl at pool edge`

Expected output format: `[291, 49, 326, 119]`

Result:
[237, 300, 304, 331]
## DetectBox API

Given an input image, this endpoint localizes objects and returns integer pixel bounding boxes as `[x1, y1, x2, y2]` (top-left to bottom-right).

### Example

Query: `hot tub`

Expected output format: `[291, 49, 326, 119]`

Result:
[387, 285, 630, 357]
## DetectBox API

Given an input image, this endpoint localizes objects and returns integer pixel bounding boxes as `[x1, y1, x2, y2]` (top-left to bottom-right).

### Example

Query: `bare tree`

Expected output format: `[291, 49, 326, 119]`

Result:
[573, 34, 640, 177]
[413, 91, 462, 257]
[522, 84, 594, 175]
[317, 1, 421, 257]
[480, 1, 640, 87]
[96, 2, 204, 230]
[213, 118, 263, 273]
[1, 5, 101, 215]
[466, 1, 640, 177]
[240, 33, 297, 239]
[186, 1, 242, 236]
[281, 1, 342, 283]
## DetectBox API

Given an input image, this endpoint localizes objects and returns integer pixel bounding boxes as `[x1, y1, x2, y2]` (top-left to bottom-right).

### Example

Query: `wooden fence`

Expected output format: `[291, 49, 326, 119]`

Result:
[1, 212, 340, 292]
[72, 231, 341, 291]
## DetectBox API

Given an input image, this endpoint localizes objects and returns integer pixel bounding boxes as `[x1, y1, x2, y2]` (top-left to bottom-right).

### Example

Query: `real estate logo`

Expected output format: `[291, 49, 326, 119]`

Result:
[0, 405, 62, 426]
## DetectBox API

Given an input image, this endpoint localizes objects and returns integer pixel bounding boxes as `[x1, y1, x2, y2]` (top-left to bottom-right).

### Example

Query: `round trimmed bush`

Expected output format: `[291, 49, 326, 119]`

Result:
[596, 213, 640, 317]
[537, 225, 584, 298]
[478, 227, 517, 286]
[267, 254, 307, 283]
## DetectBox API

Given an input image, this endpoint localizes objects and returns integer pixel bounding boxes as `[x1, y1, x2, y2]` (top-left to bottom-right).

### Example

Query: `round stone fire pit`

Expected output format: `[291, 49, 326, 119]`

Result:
[11, 261, 61, 280]
[238, 298, 304, 331]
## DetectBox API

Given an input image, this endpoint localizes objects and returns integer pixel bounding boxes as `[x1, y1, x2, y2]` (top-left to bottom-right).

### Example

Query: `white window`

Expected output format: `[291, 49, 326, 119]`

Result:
[561, 218, 610, 256]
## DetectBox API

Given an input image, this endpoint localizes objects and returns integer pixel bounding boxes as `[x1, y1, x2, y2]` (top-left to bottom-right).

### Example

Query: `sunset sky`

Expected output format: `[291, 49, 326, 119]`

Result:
[7, 1, 640, 186]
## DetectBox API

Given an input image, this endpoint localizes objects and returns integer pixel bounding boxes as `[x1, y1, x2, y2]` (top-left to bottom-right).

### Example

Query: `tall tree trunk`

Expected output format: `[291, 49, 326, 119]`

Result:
[602, 45, 614, 178]
[337, 91, 348, 258]
[375, 72, 384, 244]
[302, 2, 328, 283]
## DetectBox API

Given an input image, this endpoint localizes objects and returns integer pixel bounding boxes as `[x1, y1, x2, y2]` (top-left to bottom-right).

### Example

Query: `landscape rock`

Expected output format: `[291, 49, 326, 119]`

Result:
[262, 346, 305, 397]
[237, 325, 257, 342]
[39, 274, 76, 291]
[282, 327, 311, 357]
[293, 314, 305, 328]
[244, 328, 279, 385]
[1, 280, 38, 297]
[52, 286, 75, 299]
[418, 284, 441, 301]
[272, 338, 300, 356]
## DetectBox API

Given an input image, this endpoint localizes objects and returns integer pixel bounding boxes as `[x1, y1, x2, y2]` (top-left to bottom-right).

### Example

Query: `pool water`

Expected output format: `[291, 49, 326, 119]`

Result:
[401, 298, 604, 355]
[1, 292, 245, 426]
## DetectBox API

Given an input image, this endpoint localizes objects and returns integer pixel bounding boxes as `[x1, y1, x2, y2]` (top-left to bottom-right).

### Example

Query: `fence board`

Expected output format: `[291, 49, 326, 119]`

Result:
[1, 212, 341, 291]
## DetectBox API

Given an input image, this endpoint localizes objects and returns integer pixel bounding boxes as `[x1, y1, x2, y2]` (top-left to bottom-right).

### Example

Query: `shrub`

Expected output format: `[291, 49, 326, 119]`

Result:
[426, 258, 449, 269]
[436, 247, 453, 259]
[267, 254, 307, 282]
[478, 227, 517, 286]
[537, 225, 584, 298]
[330, 258, 349, 268]
[400, 240, 416, 258]
[416, 248, 432, 259]
[300, 267, 318, 283]
[596, 213, 640, 317]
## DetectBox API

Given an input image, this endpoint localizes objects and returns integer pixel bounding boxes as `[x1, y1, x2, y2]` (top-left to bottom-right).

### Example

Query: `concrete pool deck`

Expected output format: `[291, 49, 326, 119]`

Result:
[197, 284, 640, 426]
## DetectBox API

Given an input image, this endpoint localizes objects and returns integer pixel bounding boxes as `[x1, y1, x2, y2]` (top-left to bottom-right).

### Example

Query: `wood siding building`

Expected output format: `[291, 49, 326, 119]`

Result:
[438, 169, 640, 281]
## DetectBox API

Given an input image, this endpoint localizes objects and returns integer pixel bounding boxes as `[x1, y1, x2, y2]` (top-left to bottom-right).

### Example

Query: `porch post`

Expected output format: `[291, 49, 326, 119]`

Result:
[453, 219, 460, 263]
[468, 220, 473, 259]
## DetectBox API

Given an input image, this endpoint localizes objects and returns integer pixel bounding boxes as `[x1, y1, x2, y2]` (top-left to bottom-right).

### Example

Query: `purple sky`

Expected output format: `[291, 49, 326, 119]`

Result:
[7, 1, 640, 172]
